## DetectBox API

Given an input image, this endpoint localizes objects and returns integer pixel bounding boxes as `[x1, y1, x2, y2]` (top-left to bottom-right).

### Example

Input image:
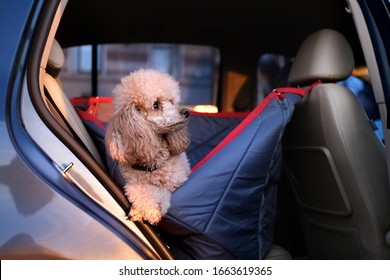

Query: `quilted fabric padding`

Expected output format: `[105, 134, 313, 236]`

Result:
[75, 90, 304, 259]
[158, 92, 303, 259]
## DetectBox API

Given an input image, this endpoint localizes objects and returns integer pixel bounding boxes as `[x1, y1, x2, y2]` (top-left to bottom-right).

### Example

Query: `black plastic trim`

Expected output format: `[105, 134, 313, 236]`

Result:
[358, 0, 390, 128]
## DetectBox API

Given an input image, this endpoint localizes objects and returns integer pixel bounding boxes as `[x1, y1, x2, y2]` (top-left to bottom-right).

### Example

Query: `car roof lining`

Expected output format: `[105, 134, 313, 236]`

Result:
[56, 0, 365, 66]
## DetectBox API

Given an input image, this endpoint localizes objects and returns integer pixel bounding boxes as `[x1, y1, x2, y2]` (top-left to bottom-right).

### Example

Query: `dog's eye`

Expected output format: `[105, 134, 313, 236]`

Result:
[153, 101, 159, 110]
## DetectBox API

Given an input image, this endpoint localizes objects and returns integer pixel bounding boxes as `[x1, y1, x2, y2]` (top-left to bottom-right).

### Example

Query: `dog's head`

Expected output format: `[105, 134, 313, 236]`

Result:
[115, 69, 189, 133]
[106, 69, 190, 165]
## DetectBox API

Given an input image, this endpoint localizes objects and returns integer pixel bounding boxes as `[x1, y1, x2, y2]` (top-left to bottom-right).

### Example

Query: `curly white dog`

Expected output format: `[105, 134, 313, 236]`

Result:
[105, 69, 191, 224]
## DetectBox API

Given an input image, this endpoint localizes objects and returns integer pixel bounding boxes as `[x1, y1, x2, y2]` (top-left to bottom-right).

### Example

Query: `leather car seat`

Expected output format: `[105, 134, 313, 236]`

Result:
[43, 39, 104, 166]
[283, 29, 390, 259]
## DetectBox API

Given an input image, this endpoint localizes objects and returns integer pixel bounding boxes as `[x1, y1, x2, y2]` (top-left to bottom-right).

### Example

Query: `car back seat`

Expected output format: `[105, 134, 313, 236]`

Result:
[71, 97, 297, 260]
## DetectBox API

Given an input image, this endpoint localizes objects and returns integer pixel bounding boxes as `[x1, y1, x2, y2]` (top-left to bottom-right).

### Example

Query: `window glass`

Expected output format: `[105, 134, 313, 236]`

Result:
[338, 67, 383, 141]
[61, 44, 219, 108]
[257, 53, 293, 103]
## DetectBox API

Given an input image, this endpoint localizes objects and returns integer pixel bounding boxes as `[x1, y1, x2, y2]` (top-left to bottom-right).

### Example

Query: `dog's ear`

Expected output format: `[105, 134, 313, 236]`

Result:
[165, 126, 190, 156]
[106, 105, 166, 164]
[105, 109, 127, 162]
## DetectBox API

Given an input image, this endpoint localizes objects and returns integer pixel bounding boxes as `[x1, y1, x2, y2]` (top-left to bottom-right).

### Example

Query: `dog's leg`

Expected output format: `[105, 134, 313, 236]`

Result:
[159, 188, 172, 216]
[124, 184, 170, 225]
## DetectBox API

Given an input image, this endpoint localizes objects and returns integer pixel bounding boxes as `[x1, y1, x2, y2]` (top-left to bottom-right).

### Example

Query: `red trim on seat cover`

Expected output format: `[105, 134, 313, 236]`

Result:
[71, 96, 113, 117]
[192, 92, 274, 172]
[75, 108, 106, 131]
[191, 87, 305, 172]
[190, 111, 250, 119]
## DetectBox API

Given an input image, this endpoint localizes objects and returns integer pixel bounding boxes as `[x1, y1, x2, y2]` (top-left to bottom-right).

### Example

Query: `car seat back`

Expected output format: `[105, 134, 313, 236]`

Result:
[43, 39, 104, 166]
[283, 29, 390, 259]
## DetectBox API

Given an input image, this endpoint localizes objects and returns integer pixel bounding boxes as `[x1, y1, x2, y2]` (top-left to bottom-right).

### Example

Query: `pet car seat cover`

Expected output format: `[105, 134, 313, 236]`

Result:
[159, 90, 304, 259]
[71, 97, 125, 183]
[73, 90, 305, 259]
[187, 112, 248, 168]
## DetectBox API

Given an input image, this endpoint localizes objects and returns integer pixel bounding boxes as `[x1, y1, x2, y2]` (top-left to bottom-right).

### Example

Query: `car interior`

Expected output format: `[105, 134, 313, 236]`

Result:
[24, 0, 390, 259]
[283, 28, 390, 259]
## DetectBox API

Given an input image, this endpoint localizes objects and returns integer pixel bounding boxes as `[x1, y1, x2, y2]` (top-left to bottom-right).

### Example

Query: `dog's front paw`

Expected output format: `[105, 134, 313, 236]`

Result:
[129, 206, 162, 225]
[143, 207, 162, 225]
[129, 207, 144, 223]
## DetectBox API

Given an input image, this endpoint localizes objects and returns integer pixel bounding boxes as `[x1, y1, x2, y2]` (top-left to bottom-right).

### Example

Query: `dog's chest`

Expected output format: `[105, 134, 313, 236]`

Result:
[121, 153, 190, 191]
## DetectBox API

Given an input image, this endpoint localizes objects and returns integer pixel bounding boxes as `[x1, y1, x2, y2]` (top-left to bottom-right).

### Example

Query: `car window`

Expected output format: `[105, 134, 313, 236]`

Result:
[61, 44, 220, 111]
[257, 53, 293, 103]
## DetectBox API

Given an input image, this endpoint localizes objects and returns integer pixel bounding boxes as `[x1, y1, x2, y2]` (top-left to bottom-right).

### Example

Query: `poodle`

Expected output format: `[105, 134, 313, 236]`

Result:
[105, 69, 191, 225]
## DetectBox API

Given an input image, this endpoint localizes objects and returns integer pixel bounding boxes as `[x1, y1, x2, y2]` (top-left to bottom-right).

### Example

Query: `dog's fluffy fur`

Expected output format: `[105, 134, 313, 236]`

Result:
[106, 69, 191, 225]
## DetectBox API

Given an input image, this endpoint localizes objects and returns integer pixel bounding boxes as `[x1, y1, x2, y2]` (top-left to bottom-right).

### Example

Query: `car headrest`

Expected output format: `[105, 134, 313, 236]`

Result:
[46, 39, 64, 78]
[287, 29, 354, 86]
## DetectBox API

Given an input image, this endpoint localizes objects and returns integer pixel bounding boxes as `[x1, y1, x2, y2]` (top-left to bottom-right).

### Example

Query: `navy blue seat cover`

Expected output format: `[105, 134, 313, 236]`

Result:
[76, 88, 305, 259]
[186, 111, 248, 167]
[159, 91, 303, 259]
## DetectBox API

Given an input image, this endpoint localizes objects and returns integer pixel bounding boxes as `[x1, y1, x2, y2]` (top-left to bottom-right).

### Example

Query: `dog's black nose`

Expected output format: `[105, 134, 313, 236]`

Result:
[180, 108, 190, 118]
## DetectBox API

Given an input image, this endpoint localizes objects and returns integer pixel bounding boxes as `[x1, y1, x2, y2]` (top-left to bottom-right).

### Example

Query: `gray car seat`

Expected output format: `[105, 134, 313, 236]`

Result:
[44, 39, 104, 166]
[283, 29, 390, 259]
